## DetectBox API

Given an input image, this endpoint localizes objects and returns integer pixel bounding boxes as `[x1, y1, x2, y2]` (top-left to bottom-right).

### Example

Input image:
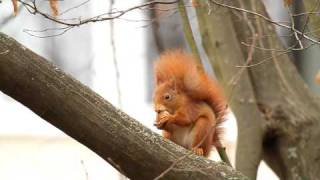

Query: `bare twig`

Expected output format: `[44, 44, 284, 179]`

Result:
[227, 34, 257, 103]
[153, 151, 193, 180]
[109, 0, 122, 108]
[59, 0, 91, 16]
[23, 26, 73, 38]
[234, 48, 300, 68]
[226, 0, 258, 103]
[80, 160, 89, 180]
[18, 0, 179, 37]
[237, 36, 317, 68]
[288, 8, 304, 49]
[18, 0, 178, 27]
[292, 11, 320, 17]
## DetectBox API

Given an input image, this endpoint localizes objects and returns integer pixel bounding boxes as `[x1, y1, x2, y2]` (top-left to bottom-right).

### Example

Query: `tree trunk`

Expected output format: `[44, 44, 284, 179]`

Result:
[0, 32, 248, 180]
[196, 1, 320, 180]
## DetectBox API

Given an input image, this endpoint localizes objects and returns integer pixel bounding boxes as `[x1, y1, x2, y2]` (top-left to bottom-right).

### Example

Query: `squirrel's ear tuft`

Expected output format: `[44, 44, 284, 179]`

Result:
[155, 72, 166, 85]
[155, 74, 162, 85]
[173, 78, 177, 91]
[154, 60, 164, 85]
[167, 78, 177, 91]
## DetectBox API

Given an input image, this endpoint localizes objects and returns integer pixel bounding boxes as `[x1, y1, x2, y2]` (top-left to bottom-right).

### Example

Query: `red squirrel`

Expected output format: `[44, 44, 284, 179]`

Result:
[153, 50, 227, 157]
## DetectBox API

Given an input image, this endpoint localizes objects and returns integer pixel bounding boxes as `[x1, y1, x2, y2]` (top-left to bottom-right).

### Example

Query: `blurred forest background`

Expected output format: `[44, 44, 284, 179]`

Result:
[1, 0, 320, 180]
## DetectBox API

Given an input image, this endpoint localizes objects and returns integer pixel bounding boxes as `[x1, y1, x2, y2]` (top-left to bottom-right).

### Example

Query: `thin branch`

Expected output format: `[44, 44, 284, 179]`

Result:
[59, 0, 91, 16]
[240, 41, 314, 52]
[178, 0, 201, 63]
[292, 11, 320, 17]
[80, 160, 89, 180]
[23, 26, 73, 38]
[109, 0, 122, 108]
[18, 0, 179, 37]
[227, 34, 257, 103]
[226, 0, 258, 104]
[288, 8, 304, 49]
[238, 36, 317, 68]
[153, 151, 194, 180]
[18, 0, 179, 27]
[18, 0, 320, 47]
[235, 49, 291, 68]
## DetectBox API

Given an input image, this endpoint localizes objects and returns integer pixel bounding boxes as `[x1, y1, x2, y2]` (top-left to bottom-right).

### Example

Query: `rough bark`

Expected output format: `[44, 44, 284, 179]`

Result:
[196, 1, 320, 180]
[0, 32, 248, 180]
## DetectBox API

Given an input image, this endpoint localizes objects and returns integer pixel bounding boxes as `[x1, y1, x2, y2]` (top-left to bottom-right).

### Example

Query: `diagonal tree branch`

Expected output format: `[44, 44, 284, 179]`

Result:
[0, 32, 248, 180]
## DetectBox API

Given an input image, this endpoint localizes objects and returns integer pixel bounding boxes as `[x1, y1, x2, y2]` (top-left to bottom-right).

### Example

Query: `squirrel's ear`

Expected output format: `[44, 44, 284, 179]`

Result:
[167, 78, 177, 91]
[172, 78, 177, 91]
[155, 73, 164, 85]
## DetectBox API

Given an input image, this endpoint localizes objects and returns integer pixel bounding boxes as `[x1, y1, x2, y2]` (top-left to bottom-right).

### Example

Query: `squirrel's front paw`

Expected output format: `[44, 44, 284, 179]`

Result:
[154, 112, 170, 129]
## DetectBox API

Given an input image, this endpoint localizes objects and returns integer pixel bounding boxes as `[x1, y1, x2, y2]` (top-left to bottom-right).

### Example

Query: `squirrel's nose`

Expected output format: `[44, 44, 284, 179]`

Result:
[155, 109, 164, 114]
[155, 104, 166, 114]
[156, 109, 165, 114]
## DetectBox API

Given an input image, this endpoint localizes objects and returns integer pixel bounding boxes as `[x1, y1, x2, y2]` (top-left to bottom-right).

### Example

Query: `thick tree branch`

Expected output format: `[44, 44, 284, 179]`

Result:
[0, 32, 248, 180]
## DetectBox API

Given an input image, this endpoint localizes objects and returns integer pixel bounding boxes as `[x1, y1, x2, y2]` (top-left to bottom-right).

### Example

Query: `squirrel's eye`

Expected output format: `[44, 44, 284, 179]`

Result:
[164, 94, 171, 100]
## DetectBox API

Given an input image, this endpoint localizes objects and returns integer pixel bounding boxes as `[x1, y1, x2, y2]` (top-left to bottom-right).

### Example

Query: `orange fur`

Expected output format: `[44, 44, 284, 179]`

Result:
[153, 50, 227, 157]
[50, 0, 58, 16]
[11, 0, 18, 16]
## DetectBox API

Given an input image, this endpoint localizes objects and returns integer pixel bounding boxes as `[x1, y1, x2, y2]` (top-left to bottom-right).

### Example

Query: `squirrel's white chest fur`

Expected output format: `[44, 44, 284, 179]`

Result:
[170, 125, 195, 149]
